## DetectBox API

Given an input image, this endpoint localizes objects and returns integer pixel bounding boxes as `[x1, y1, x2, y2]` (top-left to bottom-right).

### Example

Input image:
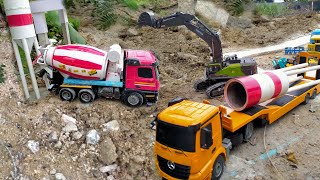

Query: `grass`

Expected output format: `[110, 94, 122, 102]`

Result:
[0, 64, 5, 83]
[253, 2, 288, 17]
[122, 0, 139, 10]
[227, 0, 245, 16]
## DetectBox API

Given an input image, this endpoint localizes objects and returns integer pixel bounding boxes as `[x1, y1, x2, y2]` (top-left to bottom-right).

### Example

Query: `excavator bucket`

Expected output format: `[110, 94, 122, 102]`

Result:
[138, 12, 157, 27]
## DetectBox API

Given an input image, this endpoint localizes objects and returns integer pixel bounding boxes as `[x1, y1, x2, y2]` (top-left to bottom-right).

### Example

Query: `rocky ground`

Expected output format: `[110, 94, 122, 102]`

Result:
[0, 9, 320, 180]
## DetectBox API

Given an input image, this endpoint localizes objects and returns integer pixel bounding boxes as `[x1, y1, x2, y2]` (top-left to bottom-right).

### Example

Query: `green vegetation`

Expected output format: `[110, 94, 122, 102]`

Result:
[225, 0, 253, 16]
[92, 0, 118, 29]
[0, 64, 5, 83]
[46, 11, 86, 44]
[122, 0, 139, 10]
[253, 2, 288, 17]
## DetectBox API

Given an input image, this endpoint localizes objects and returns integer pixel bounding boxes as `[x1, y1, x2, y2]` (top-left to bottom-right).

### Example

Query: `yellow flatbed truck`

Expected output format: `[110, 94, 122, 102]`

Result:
[154, 80, 320, 180]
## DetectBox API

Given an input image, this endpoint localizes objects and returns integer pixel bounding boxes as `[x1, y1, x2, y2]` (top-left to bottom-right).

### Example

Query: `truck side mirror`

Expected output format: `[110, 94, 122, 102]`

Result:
[201, 126, 213, 149]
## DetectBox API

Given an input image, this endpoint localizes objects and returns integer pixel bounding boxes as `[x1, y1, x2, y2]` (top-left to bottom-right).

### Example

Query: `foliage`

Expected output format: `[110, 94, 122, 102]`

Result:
[46, 11, 85, 44]
[122, 0, 139, 10]
[92, 0, 118, 29]
[253, 2, 288, 17]
[226, 0, 245, 16]
[63, 0, 75, 9]
[0, 64, 5, 83]
[0, 0, 3, 15]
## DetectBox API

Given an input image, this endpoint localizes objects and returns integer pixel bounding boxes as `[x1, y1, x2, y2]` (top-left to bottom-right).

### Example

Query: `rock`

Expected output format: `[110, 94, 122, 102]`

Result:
[27, 140, 39, 153]
[41, 176, 51, 180]
[103, 120, 120, 132]
[61, 114, 77, 124]
[92, 170, 103, 178]
[50, 169, 57, 175]
[54, 141, 63, 149]
[86, 129, 100, 145]
[107, 175, 115, 180]
[227, 16, 253, 29]
[195, 1, 229, 27]
[99, 164, 118, 173]
[127, 28, 138, 36]
[49, 131, 58, 143]
[99, 137, 118, 165]
[62, 122, 78, 133]
[55, 173, 66, 180]
[72, 131, 83, 140]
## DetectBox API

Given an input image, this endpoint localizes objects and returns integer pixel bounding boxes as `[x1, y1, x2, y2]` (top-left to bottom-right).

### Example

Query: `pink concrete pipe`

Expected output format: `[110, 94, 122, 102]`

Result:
[224, 71, 289, 111]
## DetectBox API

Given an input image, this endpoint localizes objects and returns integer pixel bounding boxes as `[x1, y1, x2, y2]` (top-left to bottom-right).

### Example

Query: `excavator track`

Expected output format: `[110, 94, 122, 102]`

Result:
[205, 82, 226, 98]
[193, 78, 210, 91]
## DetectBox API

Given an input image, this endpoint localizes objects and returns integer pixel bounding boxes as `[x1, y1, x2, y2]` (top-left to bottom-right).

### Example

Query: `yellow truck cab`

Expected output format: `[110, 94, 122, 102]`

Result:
[156, 99, 229, 180]
[308, 35, 320, 53]
[154, 79, 320, 180]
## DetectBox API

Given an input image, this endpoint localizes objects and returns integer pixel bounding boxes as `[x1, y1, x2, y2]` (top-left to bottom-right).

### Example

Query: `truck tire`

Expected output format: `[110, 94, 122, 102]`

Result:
[125, 92, 144, 107]
[243, 122, 254, 142]
[230, 133, 243, 146]
[211, 155, 224, 180]
[79, 89, 95, 103]
[311, 89, 317, 99]
[302, 93, 310, 105]
[59, 88, 76, 101]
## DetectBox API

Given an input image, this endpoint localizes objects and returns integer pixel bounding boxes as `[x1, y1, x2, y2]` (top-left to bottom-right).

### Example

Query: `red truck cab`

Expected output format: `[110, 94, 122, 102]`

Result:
[124, 50, 160, 105]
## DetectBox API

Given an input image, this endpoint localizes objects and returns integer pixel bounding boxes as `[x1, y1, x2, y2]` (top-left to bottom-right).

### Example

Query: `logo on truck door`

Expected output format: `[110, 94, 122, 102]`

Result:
[167, 161, 175, 170]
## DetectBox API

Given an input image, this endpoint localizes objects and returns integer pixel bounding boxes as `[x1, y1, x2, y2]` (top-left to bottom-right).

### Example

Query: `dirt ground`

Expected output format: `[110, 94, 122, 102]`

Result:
[0, 10, 320, 180]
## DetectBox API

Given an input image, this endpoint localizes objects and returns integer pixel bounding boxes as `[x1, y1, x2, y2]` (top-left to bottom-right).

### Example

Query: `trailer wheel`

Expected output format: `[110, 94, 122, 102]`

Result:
[243, 122, 254, 142]
[211, 155, 224, 180]
[302, 93, 310, 105]
[311, 89, 317, 99]
[125, 92, 144, 107]
[59, 88, 76, 101]
[79, 89, 95, 103]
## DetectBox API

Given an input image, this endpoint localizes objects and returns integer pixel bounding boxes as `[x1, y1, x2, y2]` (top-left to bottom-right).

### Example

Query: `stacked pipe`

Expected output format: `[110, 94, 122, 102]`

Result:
[224, 63, 320, 111]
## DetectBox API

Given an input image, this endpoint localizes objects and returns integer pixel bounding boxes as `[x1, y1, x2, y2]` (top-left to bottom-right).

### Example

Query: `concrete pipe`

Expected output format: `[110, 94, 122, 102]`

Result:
[224, 71, 289, 111]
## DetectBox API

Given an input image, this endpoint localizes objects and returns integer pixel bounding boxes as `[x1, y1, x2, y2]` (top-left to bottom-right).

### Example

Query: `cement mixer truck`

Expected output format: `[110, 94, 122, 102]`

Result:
[37, 44, 160, 107]
[152, 64, 320, 179]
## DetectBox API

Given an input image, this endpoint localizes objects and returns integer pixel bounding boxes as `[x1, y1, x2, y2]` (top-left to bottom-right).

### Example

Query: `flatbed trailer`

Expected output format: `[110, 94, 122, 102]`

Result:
[154, 79, 320, 180]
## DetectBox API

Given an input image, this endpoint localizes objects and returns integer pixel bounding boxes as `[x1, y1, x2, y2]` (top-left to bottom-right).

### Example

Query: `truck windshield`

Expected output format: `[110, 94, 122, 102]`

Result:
[156, 119, 197, 152]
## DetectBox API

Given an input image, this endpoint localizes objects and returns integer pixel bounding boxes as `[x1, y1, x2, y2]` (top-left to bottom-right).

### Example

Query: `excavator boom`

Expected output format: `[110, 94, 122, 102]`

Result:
[138, 11, 223, 69]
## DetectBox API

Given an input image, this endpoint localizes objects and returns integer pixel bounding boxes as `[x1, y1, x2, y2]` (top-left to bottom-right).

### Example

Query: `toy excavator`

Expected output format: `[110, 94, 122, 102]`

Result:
[138, 12, 257, 98]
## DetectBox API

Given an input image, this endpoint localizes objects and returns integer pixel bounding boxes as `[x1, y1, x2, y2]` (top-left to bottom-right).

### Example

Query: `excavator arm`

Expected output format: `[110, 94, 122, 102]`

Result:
[138, 11, 223, 70]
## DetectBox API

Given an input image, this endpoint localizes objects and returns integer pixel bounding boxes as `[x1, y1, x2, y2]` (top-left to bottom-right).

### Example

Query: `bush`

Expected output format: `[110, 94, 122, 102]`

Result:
[253, 2, 288, 17]
[227, 0, 245, 16]
[92, 0, 118, 29]
[0, 64, 5, 83]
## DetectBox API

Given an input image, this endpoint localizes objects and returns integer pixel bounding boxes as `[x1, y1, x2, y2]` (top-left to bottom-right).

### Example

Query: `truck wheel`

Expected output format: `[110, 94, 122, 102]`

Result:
[230, 133, 243, 146]
[125, 92, 144, 107]
[302, 94, 310, 105]
[79, 89, 95, 103]
[59, 88, 76, 101]
[243, 122, 254, 142]
[211, 155, 224, 180]
[311, 89, 317, 99]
